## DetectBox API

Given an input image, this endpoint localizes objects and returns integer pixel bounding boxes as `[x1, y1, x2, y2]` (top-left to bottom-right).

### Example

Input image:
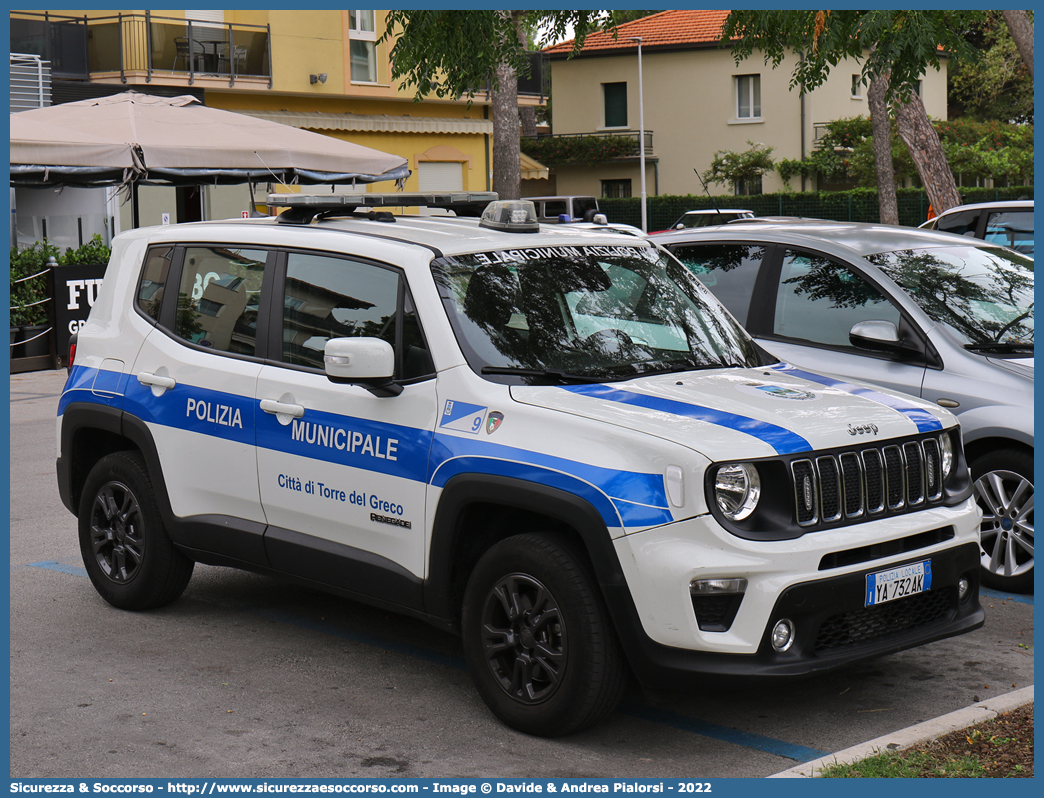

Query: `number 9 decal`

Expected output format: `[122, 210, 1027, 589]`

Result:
[472, 416, 483, 432]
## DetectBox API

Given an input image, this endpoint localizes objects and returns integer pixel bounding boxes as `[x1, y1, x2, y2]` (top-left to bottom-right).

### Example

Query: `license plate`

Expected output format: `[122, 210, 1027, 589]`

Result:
[865, 560, 932, 607]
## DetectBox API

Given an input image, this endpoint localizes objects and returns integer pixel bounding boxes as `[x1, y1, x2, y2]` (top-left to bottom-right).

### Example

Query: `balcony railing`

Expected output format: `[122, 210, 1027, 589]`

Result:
[10, 11, 272, 87]
[522, 130, 654, 164]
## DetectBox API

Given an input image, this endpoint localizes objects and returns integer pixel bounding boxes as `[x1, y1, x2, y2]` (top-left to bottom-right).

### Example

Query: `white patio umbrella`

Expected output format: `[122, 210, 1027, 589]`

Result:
[10, 91, 410, 188]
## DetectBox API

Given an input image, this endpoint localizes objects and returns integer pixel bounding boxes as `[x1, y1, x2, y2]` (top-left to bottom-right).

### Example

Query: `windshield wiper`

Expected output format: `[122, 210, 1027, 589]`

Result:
[480, 366, 603, 384]
[640, 362, 747, 376]
[964, 342, 1034, 353]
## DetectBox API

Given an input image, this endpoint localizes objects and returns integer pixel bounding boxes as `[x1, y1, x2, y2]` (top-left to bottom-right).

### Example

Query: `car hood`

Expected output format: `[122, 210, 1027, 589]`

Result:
[510, 364, 951, 460]
[985, 355, 1034, 378]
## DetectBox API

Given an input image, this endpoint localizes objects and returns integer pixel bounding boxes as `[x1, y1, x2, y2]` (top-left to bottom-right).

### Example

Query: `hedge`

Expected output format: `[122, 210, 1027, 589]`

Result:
[598, 186, 1033, 231]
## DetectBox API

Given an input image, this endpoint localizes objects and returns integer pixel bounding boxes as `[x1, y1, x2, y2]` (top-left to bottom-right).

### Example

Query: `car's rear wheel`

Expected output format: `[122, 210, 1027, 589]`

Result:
[461, 533, 627, 736]
[971, 449, 1033, 593]
[78, 451, 194, 609]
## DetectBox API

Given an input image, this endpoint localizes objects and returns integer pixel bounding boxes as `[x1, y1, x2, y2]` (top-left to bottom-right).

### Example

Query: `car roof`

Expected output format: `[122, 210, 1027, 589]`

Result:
[123, 212, 651, 258]
[681, 208, 753, 215]
[648, 219, 1013, 257]
[935, 199, 1034, 215]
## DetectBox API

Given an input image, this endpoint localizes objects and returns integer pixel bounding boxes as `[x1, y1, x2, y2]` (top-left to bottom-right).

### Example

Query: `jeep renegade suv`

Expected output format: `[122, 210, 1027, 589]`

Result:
[57, 194, 984, 736]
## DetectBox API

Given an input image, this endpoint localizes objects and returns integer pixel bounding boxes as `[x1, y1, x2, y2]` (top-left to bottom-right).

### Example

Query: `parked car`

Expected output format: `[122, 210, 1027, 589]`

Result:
[920, 200, 1033, 257]
[652, 221, 1034, 592]
[525, 195, 600, 223]
[653, 208, 754, 234]
[57, 196, 984, 737]
[564, 216, 647, 237]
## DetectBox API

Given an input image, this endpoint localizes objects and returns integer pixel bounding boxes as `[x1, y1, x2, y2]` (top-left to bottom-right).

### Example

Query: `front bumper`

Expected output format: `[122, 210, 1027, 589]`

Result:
[607, 501, 984, 688]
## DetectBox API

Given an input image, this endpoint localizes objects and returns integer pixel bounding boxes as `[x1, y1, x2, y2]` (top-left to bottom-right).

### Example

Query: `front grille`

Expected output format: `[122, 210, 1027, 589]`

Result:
[813, 588, 953, 652]
[791, 435, 947, 530]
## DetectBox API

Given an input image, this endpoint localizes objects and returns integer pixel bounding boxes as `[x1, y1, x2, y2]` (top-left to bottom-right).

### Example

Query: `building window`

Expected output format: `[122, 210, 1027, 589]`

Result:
[601, 179, 631, 198]
[735, 74, 761, 120]
[851, 75, 862, 98]
[603, 82, 627, 128]
[734, 176, 762, 196]
[349, 10, 377, 83]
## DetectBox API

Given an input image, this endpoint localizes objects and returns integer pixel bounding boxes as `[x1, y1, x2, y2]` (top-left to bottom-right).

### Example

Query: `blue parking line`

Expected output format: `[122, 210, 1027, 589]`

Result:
[30, 560, 836, 760]
[980, 587, 1034, 606]
[28, 560, 88, 577]
[621, 703, 829, 762]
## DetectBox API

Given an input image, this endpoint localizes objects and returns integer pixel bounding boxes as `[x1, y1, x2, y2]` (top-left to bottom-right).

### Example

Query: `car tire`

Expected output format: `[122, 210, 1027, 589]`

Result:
[461, 533, 627, 736]
[78, 451, 194, 610]
[971, 448, 1034, 593]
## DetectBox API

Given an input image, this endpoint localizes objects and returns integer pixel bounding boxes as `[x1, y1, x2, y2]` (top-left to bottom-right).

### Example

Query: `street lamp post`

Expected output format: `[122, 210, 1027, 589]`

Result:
[629, 36, 647, 233]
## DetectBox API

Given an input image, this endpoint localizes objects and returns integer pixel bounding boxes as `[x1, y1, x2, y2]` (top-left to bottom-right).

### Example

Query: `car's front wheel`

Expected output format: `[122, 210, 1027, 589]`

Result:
[971, 448, 1034, 593]
[78, 451, 194, 609]
[461, 533, 627, 736]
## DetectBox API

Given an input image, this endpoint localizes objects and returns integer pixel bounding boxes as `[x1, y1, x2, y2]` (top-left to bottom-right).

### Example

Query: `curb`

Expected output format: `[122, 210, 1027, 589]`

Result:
[768, 685, 1034, 778]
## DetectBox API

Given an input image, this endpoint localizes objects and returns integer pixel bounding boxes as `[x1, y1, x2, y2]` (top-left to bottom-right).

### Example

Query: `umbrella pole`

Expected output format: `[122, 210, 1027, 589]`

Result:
[132, 181, 140, 228]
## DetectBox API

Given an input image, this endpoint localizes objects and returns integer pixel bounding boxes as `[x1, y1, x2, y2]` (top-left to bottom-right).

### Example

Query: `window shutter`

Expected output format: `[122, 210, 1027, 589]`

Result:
[604, 83, 627, 128]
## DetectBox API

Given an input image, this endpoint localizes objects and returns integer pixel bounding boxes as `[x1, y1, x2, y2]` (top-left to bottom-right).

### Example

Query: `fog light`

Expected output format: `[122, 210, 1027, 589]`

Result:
[958, 576, 970, 603]
[690, 578, 747, 595]
[771, 619, 795, 652]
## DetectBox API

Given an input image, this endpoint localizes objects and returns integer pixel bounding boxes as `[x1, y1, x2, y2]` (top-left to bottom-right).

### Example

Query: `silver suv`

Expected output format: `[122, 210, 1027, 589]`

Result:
[653, 221, 1034, 592]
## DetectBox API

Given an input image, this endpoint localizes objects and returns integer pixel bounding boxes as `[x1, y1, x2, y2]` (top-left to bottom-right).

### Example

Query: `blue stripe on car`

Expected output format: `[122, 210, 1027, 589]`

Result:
[61, 366, 673, 530]
[559, 383, 812, 455]
[769, 363, 943, 433]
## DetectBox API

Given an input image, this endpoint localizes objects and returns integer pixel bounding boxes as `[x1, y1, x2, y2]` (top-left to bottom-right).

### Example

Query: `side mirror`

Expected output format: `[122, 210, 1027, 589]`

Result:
[592, 213, 608, 225]
[324, 337, 401, 396]
[849, 320, 904, 352]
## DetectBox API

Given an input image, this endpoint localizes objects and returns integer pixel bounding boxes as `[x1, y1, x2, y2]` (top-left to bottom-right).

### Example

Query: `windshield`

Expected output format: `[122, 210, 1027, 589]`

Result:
[675, 211, 751, 229]
[432, 244, 765, 384]
[864, 245, 1033, 348]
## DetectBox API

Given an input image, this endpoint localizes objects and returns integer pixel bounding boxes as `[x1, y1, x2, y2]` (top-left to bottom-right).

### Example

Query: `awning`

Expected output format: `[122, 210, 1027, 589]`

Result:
[520, 152, 549, 180]
[235, 109, 493, 136]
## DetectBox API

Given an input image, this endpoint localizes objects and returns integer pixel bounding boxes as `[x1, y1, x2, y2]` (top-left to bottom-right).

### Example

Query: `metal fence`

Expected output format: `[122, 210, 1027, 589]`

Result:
[600, 187, 1034, 231]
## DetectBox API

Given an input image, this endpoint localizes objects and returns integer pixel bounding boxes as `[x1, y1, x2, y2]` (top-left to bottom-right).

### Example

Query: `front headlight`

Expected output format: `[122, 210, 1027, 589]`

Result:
[714, 463, 761, 521]
[939, 431, 955, 479]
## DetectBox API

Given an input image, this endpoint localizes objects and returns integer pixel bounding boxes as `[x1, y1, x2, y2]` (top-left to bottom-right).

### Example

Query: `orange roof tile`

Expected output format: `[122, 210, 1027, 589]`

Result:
[543, 10, 731, 55]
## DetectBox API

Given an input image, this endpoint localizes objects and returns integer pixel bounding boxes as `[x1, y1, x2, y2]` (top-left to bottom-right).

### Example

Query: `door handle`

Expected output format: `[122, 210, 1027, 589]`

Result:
[137, 372, 176, 390]
[260, 399, 305, 418]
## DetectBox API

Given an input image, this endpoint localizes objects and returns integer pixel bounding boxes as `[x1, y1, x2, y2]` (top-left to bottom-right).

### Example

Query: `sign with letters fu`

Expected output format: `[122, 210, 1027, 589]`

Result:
[54, 262, 107, 366]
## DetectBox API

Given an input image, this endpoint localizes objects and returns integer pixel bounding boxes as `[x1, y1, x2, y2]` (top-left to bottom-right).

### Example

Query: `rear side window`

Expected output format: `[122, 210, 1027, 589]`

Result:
[137, 246, 174, 321]
[935, 209, 980, 237]
[174, 246, 268, 356]
[668, 244, 764, 326]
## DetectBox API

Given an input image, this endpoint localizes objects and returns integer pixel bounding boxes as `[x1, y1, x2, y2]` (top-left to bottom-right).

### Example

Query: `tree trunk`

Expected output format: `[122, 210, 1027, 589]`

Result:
[867, 72, 898, 225]
[515, 14, 538, 137]
[491, 58, 521, 200]
[895, 92, 961, 214]
[1002, 10, 1034, 79]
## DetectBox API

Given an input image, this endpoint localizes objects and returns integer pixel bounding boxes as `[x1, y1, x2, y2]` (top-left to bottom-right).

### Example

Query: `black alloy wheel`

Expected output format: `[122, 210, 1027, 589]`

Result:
[462, 533, 627, 736]
[479, 572, 566, 704]
[78, 452, 194, 610]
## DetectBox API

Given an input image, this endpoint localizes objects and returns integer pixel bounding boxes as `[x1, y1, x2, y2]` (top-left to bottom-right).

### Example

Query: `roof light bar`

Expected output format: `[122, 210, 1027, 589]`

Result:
[270, 191, 499, 224]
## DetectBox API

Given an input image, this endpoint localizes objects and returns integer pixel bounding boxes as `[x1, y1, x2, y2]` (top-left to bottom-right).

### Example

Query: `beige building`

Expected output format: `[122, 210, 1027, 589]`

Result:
[543, 10, 948, 199]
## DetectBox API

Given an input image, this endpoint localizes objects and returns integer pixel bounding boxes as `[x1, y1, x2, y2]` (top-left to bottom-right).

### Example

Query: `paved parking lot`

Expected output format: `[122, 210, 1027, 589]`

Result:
[10, 369, 1034, 779]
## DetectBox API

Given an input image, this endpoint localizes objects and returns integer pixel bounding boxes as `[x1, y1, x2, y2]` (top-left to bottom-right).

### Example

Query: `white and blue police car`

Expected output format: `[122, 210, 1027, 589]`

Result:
[57, 194, 984, 736]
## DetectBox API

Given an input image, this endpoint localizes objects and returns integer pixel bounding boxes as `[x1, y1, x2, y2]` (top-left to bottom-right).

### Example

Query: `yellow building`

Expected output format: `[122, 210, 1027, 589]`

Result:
[10, 9, 545, 235]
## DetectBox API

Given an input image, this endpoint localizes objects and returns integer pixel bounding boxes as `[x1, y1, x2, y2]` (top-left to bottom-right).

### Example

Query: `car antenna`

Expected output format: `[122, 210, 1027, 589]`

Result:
[694, 168, 723, 216]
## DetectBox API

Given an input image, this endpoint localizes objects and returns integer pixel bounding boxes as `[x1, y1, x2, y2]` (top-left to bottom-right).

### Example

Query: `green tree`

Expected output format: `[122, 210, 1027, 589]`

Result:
[720, 10, 984, 215]
[381, 11, 610, 200]
[950, 11, 1034, 124]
